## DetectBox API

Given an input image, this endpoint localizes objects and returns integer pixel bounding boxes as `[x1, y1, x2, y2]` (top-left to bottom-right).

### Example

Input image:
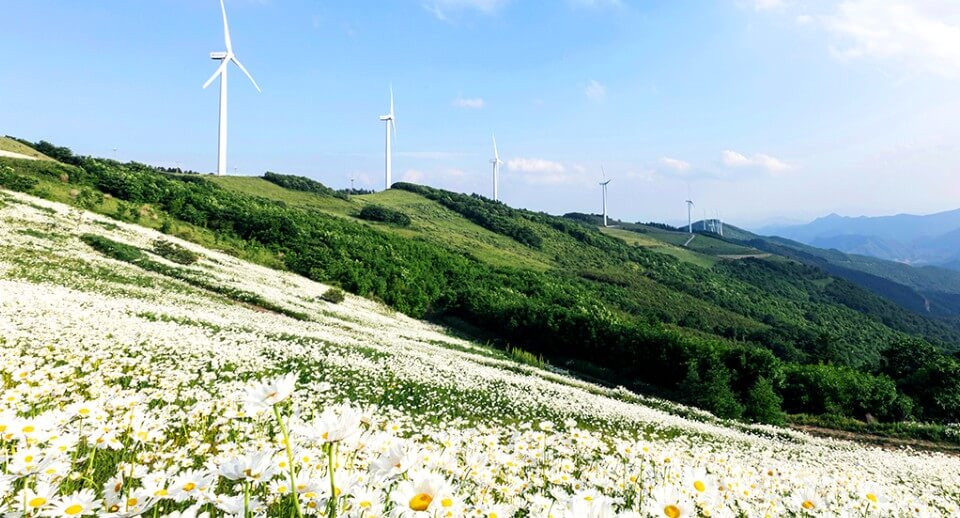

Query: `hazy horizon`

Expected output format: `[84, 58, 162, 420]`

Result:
[3, 0, 960, 228]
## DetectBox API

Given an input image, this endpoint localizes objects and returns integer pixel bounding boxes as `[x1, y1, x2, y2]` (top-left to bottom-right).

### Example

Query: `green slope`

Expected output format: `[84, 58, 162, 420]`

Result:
[6, 143, 960, 426]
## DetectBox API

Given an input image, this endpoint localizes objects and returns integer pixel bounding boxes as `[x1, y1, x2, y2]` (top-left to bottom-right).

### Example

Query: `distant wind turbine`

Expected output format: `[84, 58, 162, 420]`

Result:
[203, 0, 261, 177]
[379, 85, 397, 190]
[490, 134, 504, 201]
[686, 199, 695, 234]
[600, 166, 612, 227]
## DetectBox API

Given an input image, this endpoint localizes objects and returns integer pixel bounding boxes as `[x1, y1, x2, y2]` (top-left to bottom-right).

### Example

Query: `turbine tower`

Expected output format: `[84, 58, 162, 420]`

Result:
[203, 0, 261, 177]
[379, 86, 397, 190]
[600, 166, 612, 227]
[685, 199, 695, 234]
[490, 134, 504, 201]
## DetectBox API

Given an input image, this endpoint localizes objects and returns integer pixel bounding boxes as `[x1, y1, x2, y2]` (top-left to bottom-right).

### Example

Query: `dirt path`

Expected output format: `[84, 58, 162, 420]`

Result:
[0, 150, 37, 161]
[791, 424, 960, 455]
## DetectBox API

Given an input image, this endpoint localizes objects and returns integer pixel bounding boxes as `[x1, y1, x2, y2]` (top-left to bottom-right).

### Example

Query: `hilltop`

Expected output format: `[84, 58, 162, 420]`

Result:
[3, 140, 960, 436]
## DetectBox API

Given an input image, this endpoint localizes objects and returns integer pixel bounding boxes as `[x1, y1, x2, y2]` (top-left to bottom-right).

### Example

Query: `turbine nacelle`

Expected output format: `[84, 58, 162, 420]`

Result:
[210, 51, 228, 60]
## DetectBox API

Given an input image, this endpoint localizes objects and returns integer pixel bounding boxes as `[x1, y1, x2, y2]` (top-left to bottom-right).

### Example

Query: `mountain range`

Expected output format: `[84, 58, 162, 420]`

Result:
[762, 210, 960, 270]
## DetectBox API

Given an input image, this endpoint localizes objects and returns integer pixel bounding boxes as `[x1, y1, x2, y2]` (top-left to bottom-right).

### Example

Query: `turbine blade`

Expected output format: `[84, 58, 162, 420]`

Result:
[220, 0, 233, 53]
[202, 61, 228, 89]
[601, 164, 606, 180]
[492, 133, 499, 161]
[389, 84, 395, 118]
[391, 118, 397, 141]
[231, 56, 261, 92]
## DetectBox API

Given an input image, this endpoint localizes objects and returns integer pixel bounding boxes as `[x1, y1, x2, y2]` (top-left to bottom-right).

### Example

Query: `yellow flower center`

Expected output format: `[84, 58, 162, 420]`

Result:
[490, 513, 498, 518]
[694, 481, 706, 492]
[360, 501, 372, 509]
[24, 455, 34, 463]
[441, 498, 453, 508]
[664, 504, 681, 518]
[866, 493, 878, 503]
[802, 500, 816, 510]
[183, 482, 197, 492]
[127, 498, 138, 507]
[65, 504, 84, 515]
[409, 493, 433, 511]
[28, 497, 47, 508]
[154, 489, 168, 497]
[79, 408, 90, 416]
[22, 425, 35, 433]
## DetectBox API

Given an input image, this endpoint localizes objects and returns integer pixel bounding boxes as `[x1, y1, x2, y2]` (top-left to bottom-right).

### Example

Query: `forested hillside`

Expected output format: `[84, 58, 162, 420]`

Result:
[4, 139, 960, 429]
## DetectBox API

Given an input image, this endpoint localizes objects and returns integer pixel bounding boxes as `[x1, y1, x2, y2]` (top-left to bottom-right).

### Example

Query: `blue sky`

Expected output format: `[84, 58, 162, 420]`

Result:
[2, 1, 960, 227]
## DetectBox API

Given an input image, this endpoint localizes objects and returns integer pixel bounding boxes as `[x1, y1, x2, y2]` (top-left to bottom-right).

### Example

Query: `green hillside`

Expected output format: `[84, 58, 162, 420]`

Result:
[727, 226, 960, 317]
[5, 141, 960, 429]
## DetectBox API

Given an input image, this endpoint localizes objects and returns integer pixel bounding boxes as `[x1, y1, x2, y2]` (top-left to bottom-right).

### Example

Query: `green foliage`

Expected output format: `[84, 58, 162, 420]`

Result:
[881, 339, 960, 421]
[744, 377, 785, 425]
[358, 204, 411, 226]
[152, 239, 200, 265]
[15, 138, 960, 426]
[0, 165, 39, 192]
[262, 172, 349, 200]
[506, 345, 547, 369]
[321, 287, 346, 304]
[395, 183, 543, 249]
[781, 364, 908, 421]
[81, 233, 143, 263]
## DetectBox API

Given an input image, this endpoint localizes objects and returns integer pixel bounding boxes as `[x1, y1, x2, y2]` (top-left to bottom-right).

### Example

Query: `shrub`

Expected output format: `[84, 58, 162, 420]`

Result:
[358, 204, 411, 226]
[81, 234, 144, 263]
[153, 239, 200, 265]
[321, 287, 346, 304]
[0, 166, 39, 192]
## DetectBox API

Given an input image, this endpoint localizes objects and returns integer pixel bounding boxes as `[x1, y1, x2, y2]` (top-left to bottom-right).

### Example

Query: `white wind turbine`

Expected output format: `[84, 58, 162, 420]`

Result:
[600, 166, 612, 227]
[685, 199, 695, 234]
[203, 0, 261, 177]
[379, 86, 397, 190]
[490, 134, 504, 201]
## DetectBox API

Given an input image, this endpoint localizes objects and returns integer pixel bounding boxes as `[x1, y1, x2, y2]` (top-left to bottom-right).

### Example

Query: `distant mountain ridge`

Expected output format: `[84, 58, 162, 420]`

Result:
[762, 209, 960, 270]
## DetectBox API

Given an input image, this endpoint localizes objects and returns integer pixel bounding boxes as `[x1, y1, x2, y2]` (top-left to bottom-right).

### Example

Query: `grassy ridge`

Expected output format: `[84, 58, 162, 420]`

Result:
[5, 143, 960, 425]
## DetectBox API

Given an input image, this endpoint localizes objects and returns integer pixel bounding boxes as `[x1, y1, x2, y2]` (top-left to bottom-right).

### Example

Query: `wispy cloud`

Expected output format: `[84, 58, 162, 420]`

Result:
[507, 158, 566, 174]
[402, 169, 426, 183]
[453, 96, 485, 109]
[721, 150, 792, 173]
[396, 151, 463, 160]
[585, 79, 607, 102]
[659, 157, 691, 172]
[424, 0, 508, 20]
[753, 0, 785, 11]
[807, 1, 960, 77]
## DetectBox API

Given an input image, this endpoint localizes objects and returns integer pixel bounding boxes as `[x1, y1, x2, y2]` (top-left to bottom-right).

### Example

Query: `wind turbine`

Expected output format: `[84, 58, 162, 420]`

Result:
[685, 199, 695, 234]
[203, 0, 261, 177]
[600, 166, 612, 227]
[379, 86, 397, 190]
[490, 134, 504, 201]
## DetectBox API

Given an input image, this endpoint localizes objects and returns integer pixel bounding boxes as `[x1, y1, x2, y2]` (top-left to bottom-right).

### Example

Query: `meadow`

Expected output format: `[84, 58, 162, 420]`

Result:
[3, 189, 960, 516]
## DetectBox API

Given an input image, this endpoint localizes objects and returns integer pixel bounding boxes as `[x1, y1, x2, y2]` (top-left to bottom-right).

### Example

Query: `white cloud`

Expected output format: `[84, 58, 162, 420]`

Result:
[722, 150, 792, 173]
[453, 97, 485, 109]
[821, 1, 960, 77]
[507, 158, 566, 174]
[402, 170, 426, 183]
[424, 0, 508, 20]
[585, 80, 607, 102]
[753, 0, 785, 10]
[660, 157, 691, 171]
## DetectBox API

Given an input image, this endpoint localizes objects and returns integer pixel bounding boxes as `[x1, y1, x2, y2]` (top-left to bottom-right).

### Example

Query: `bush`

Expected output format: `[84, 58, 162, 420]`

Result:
[81, 233, 144, 263]
[358, 204, 411, 226]
[263, 172, 349, 200]
[0, 166, 39, 192]
[321, 287, 346, 304]
[153, 239, 200, 265]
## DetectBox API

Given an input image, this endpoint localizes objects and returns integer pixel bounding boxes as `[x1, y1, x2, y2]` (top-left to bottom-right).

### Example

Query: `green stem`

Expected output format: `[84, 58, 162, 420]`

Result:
[244, 481, 250, 518]
[83, 445, 97, 488]
[273, 405, 303, 518]
[327, 443, 337, 518]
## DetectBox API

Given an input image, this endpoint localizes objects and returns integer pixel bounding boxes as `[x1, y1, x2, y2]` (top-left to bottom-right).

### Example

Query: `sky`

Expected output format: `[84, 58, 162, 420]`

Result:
[2, 0, 960, 228]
